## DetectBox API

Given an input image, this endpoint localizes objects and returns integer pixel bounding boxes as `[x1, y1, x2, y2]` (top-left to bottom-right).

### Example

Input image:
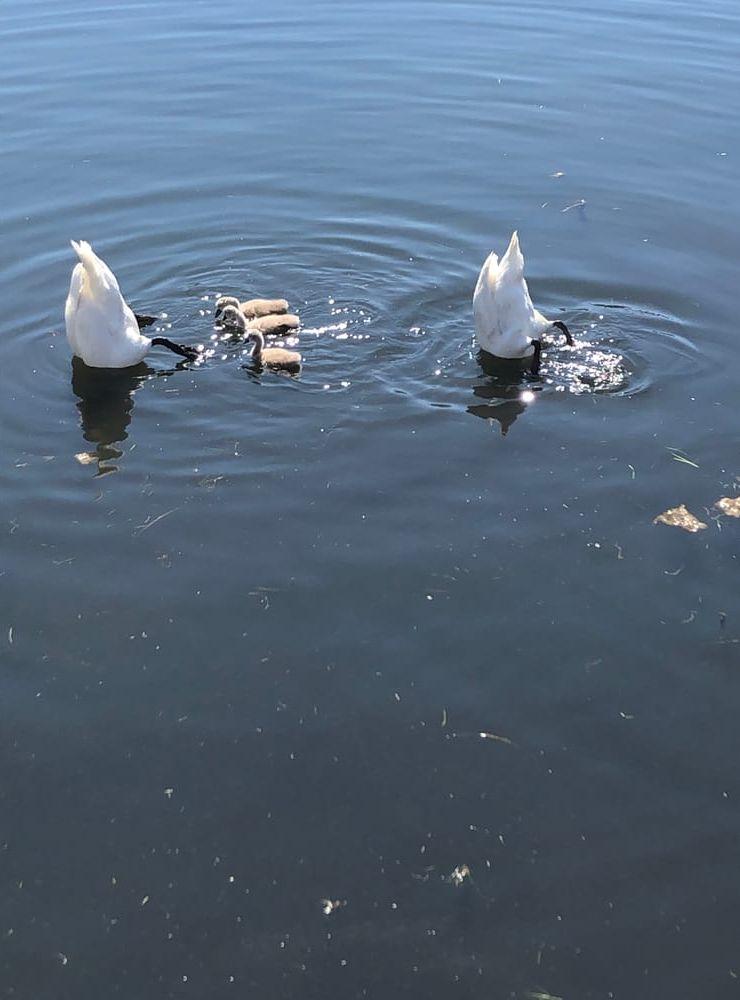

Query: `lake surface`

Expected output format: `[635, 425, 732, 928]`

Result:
[2, 0, 740, 996]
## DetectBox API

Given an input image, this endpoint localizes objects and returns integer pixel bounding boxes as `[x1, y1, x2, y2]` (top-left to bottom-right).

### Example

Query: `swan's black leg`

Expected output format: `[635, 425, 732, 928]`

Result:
[151, 337, 200, 362]
[528, 339, 542, 378]
[552, 320, 573, 346]
[134, 313, 158, 329]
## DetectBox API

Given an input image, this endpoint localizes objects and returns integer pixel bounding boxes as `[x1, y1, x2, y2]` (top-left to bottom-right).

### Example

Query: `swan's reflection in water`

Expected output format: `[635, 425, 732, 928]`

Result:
[467, 350, 540, 436]
[71, 357, 189, 475]
[468, 338, 629, 434]
[71, 357, 148, 474]
[467, 381, 541, 435]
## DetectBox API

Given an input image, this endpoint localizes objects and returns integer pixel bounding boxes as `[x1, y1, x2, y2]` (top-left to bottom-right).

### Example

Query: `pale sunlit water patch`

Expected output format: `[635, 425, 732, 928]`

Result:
[539, 336, 628, 395]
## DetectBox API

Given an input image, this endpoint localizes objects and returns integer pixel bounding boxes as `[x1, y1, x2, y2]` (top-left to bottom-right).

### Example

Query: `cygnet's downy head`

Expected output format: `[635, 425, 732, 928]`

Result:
[214, 295, 241, 320]
[217, 304, 247, 331]
[245, 329, 266, 363]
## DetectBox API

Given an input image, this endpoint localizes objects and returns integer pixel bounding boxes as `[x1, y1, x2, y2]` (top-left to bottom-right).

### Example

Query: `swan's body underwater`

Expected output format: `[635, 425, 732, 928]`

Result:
[65, 241, 198, 368]
[473, 231, 572, 376]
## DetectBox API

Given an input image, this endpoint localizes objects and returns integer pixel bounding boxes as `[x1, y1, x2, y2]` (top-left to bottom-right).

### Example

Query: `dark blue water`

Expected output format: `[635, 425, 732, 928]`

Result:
[2, 1, 740, 997]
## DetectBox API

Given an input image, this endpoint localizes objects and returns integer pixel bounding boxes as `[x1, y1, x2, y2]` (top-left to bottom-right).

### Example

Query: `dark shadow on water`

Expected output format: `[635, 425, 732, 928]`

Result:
[476, 348, 534, 380]
[71, 356, 186, 475]
[467, 381, 541, 436]
[467, 350, 540, 436]
[469, 338, 633, 431]
[240, 360, 301, 381]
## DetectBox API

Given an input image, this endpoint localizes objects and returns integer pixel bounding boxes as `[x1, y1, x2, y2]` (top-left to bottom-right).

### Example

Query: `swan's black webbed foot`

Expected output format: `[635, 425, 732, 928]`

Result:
[151, 337, 200, 362]
[525, 339, 542, 379]
[552, 320, 573, 346]
[134, 313, 158, 329]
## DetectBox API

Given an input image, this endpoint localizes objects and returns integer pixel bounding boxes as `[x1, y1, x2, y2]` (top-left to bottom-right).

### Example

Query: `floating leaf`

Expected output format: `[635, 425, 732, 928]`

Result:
[716, 497, 740, 518]
[654, 505, 707, 533]
[75, 452, 97, 466]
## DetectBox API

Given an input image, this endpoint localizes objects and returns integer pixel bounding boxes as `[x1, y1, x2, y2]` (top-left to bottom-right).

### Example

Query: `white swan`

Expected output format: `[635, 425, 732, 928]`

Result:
[64, 241, 198, 368]
[473, 231, 572, 375]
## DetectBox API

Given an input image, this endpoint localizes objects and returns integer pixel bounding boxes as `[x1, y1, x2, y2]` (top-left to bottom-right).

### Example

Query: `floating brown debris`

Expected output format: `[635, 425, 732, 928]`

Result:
[653, 505, 707, 533]
[449, 864, 470, 886]
[320, 898, 345, 916]
[715, 497, 740, 518]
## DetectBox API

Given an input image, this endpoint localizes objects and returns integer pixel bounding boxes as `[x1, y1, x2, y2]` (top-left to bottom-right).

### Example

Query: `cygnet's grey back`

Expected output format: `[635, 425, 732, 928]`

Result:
[246, 313, 300, 337]
[241, 298, 289, 318]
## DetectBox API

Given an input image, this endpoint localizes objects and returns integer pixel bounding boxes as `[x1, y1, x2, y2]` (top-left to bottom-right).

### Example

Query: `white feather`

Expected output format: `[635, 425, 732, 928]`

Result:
[473, 231, 551, 358]
[64, 241, 151, 368]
